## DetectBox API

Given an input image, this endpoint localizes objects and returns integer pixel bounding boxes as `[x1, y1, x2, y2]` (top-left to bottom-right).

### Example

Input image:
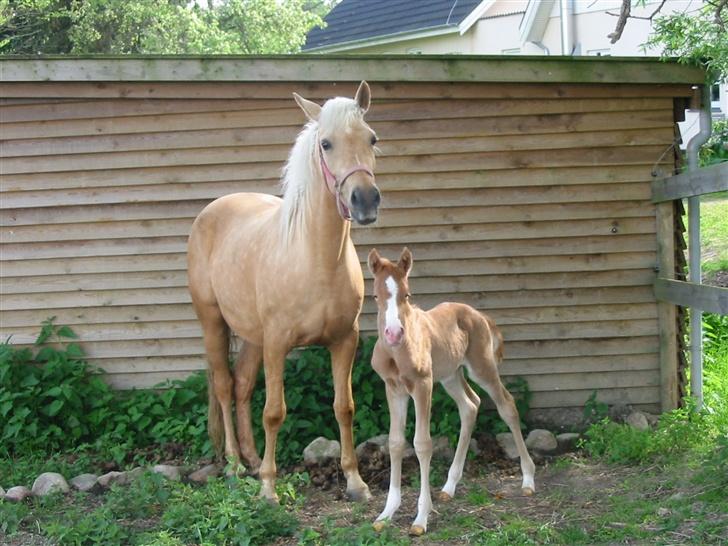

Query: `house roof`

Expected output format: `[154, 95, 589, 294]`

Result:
[303, 0, 484, 51]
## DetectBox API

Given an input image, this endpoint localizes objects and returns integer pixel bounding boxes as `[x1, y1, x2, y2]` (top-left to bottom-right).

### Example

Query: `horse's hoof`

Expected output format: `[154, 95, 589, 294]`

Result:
[437, 491, 452, 502]
[409, 525, 426, 536]
[346, 484, 372, 502]
[372, 520, 386, 532]
[522, 486, 535, 497]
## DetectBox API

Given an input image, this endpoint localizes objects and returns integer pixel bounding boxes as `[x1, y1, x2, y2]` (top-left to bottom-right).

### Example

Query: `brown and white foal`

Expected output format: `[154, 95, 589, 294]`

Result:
[367, 247, 535, 535]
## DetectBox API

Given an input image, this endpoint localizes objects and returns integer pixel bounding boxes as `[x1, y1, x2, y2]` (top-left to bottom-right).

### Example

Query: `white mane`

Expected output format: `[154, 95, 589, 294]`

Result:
[279, 97, 364, 240]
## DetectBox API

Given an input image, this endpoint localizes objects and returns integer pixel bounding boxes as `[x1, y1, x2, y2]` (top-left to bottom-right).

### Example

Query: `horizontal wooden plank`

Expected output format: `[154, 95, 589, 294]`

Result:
[0, 211, 656, 244]
[0, 97, 672, 140]
[1, 233, 657, 261]
[0, 164, 655, 193]
[0, 56, 705, 85]
[0, 302, 657, 331]
[0, 127, 673, 162]
[654, 278, 728, 314]
[0, 268, 656, 295]
[0, 81, 697, 101]
[652, 162, 728, 202]
[0, 285, 656, 312]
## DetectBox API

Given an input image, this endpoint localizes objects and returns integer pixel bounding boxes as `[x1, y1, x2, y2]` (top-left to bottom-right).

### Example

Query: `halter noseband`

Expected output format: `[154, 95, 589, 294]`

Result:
[318, 140, 374, 221]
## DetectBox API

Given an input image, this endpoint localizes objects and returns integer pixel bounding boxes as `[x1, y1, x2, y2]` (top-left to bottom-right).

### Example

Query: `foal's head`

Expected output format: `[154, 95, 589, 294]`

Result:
[293, 81, 381, 225]
[367, 247, 414, 346]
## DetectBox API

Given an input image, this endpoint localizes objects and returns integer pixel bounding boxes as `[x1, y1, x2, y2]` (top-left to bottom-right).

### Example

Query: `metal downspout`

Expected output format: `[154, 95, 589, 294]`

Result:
[685, 86, 712, 409]
[560, 0, 574, 55]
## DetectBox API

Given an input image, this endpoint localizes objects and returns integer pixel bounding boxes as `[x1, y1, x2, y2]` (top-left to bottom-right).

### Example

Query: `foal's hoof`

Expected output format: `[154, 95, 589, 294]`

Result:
[409, 525, 426, 536]
[437, 491, 453, 502]
[522, 486, 535, 497]
[346, 484, 372, 503]
[372, 520, 387, 532]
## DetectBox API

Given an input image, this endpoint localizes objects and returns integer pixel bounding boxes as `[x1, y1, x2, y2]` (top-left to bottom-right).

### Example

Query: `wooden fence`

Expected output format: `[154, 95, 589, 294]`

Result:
[0, 56, 707, 416]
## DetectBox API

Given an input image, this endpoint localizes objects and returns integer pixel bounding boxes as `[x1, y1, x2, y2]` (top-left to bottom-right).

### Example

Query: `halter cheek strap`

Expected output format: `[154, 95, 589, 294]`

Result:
[318, 142, 374, 221]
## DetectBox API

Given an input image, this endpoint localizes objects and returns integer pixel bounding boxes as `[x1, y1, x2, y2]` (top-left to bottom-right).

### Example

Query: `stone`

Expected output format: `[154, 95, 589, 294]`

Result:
[432, 436, 454, 460]
[556, 432, 581, 453]
[31, 472, 70, 497]
[469, 438, 480, 455]
[303, 437, 341, 465]
[642, 411, 659, 427]
[496, 432, 520, 460]
[356, 434, 415, 459]
[609, 403, 632, 423]
[97, 471, 124, 488]
[188, 464, 220, 484]
[4, 485, 32, 502]
[525, 429, 558, 454]
[70, 474, 99, 492]
[657, 507, 671, 517]
[152, 464, 181, 481]
[625, 411, 649, 431]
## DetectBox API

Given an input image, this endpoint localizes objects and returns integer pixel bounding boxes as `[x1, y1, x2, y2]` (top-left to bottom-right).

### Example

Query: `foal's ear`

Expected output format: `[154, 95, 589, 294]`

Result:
[293, 93, 322, 122]
[367, 248, 382, 275]
[355, 81, 371, 113]
[398, 247, 413, 277]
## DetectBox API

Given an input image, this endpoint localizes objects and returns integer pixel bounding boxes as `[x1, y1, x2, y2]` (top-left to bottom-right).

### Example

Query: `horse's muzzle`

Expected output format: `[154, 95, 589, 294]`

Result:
[350, 185, 381, 225]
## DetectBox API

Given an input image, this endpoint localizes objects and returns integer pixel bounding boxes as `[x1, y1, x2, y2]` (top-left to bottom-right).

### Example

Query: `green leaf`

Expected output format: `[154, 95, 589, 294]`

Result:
[46, 399, 64, 416]
[57, 326, 78, 339]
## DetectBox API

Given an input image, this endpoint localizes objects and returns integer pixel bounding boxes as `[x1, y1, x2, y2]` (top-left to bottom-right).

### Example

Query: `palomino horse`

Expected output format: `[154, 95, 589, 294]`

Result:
[367, 247, 535, 535]
[187, 82, 380, 502]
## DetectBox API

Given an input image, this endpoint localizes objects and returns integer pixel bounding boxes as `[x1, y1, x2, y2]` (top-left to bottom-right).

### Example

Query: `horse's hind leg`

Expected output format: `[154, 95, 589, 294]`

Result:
[198, 305, 242, 465]
[438, 368, 480, 501]
[234, 341, 263, 473]
[466, 334, 535, 495]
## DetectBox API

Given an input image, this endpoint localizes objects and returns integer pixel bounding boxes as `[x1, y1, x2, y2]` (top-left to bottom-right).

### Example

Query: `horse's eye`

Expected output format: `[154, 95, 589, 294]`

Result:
[405, 293, 411, 299]
[373, 295, 378, 301]
[370, 135, 378, 146]
[321, 139, 332, 151]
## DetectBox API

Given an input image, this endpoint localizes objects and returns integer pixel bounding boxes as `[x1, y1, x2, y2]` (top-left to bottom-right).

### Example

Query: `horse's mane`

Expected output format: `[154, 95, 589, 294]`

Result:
[279, 97, 364, 240]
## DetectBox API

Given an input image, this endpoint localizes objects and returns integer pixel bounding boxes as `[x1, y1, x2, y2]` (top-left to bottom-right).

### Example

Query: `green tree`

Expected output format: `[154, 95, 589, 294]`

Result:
[0, 0, 325, 55]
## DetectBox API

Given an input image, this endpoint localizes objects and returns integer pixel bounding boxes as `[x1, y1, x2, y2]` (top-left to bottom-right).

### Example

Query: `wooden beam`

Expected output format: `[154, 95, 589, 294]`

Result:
[652, 162, 728, 202]
[654, 278, 728, 314]
[0, 56, 706, 85]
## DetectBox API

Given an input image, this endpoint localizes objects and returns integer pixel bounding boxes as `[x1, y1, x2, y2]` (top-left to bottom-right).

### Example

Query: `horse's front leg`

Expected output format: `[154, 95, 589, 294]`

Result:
[410, 374, 434, 536]
[329, 330, 371, 501]
[259, 342, 290, 502]
[374, 381, 409, 530]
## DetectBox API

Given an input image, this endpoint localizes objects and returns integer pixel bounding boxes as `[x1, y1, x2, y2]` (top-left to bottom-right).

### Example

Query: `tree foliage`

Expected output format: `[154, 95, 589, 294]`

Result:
[0, 0, 326, 54]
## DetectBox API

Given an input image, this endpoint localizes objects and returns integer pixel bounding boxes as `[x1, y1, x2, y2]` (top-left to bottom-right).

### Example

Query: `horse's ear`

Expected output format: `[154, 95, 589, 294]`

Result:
[398, 247, 413, 277]
[293, 92, 322, 122]
[367, 248, 382, 275]
[355, 81, 371, 113]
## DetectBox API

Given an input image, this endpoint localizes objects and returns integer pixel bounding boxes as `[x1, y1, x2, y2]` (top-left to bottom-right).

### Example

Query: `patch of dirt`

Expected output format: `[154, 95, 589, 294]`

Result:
[705, 270, 728, 287]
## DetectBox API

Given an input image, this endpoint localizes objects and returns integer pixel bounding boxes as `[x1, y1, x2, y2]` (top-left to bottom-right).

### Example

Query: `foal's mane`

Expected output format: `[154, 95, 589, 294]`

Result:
[279, 97, 364, 240]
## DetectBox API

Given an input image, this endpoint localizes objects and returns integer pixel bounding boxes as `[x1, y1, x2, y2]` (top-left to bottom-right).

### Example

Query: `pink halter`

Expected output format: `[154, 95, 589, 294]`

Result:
[318, 140, 374, 221]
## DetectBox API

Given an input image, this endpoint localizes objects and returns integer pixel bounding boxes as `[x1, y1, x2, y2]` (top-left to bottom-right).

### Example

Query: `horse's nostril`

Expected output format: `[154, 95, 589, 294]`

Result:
[351, 189, 360, 205]
[373, 189, 381, 207]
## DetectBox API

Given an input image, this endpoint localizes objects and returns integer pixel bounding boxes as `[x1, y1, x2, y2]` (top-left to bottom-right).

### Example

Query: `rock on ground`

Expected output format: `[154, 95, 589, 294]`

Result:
[303, 437, 341, 464]
[4, 485, 32, 502]
[525, 429, 558, 454]
[188, 463, 220, 484]
[70, 474, 99, 492]
[152, 464, 182, 481]
[556, 432, 580, 453]
[356, 434, 416, 459]
[495, 432, 520, 460]
[31, 472, 70, 497]
[432, 436, 455, 460]
[626, 411, 649, 431]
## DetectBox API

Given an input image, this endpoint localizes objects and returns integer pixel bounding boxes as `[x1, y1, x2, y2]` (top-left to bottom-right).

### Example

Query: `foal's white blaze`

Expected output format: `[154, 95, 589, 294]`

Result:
[384, 276, 403, 344]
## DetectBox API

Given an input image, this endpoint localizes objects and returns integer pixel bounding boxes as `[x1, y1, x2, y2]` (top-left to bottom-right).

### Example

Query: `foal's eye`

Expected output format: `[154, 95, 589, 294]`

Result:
[405, 293, 411, 299]
[370, 135, 378, 146]
[321, 139, 332, 151]
[373, 295, 378, 301]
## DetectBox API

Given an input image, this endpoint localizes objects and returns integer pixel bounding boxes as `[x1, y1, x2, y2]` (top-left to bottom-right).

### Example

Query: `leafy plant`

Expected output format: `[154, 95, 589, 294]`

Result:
[583, 390, 609, 424]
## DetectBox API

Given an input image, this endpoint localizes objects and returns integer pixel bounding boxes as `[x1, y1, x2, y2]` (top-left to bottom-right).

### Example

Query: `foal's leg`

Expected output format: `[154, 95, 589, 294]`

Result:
[410, 375, 434, 536]
[259, 343, 289, 502]
[329, 331, 371, 501]
[198, 306, 241, 464]
[373, 382, 409, 530]
[438, 368, 480, 501]
[234, 341, 263, 473]
[467, 356, 535, 496]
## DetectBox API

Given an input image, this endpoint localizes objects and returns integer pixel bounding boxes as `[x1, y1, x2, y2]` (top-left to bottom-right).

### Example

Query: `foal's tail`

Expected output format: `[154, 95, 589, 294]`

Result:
[207, 368, 225, 458]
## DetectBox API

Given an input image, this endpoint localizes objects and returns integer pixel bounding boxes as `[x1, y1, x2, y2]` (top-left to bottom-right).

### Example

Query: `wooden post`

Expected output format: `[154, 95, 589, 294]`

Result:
[656, 201, 679, 411]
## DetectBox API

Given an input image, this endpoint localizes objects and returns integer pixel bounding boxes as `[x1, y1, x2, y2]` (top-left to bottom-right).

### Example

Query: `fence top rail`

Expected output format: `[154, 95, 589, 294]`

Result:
[652, 162, 728, 202]
[0, 55, 707, 84]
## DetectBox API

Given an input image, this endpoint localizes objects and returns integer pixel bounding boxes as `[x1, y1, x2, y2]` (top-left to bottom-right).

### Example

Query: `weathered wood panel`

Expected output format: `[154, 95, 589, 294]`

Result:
[0, 66, 690, 414]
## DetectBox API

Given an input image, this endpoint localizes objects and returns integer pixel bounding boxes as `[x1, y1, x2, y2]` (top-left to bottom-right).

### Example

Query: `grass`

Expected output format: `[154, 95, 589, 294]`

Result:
[699, 194, 728, 277]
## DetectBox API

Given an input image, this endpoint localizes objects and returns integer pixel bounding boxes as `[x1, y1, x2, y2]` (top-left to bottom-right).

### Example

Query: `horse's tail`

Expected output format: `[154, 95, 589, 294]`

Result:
[207, 368, 225, 458]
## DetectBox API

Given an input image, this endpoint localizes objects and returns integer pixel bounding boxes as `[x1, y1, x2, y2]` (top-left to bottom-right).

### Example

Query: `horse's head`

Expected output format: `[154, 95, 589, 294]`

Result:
[367, 247, 413, 346]
[294, 81, 381, 225]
